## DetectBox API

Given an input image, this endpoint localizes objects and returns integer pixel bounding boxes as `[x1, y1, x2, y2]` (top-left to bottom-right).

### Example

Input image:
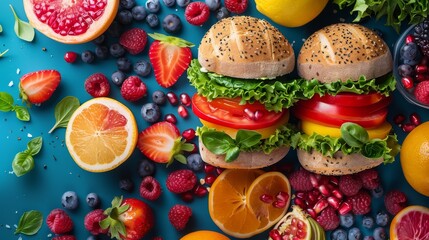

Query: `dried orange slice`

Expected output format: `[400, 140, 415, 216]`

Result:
[65, 97, 138, 172]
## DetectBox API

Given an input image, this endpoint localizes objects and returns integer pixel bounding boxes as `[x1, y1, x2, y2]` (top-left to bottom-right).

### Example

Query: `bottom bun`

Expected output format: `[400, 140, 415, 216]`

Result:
[297, 149, 383, 175]
[199, 139, 290, 169]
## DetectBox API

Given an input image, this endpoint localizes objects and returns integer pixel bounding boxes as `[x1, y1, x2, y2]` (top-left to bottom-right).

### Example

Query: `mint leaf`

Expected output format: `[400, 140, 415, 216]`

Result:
[15, 210, 43, 235]
[9, 4, 35, 42]
[12, 152, 34, 177]
[27, 136, 43, 156]
[0, 92, 14, 111]
[14, 106, 30, 121]
[49, 96, 80, 133]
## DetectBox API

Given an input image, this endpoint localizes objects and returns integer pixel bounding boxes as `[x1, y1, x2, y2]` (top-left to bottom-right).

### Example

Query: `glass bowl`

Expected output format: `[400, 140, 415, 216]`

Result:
[393, 23, 429, 110]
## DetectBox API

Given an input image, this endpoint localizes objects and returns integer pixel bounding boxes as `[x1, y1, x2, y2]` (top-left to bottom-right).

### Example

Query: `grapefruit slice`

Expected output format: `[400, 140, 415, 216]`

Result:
[390, 205, 429, 240]
[23, 0, 119, 44]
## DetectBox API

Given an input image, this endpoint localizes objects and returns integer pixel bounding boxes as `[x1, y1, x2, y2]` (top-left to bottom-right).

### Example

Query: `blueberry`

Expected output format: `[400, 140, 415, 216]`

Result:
[119, 178, 134, 192]
[362, 215, 375, 229]
[117, 10, 133, 25]
[339, 213, 354, 228]
[95, 45, 109, 59]
[331, 228, 347, 240]
[348, 227, 362, 240]
[373, 227, 386, 240]
[138, 159, 155, 177]
[111, 71, 126, 86]
[398, 64, 414, 77]
[134, 59, 152, 77]
[61, 191, 79, 210]
[93, 34, 106, 45]
[146, 13, 159, 28]
[216, 7, 230, 20]
[152, 90, 167, 105]
[132, 5, 147, 21]
[162, 14, 182, 34]
[400, 42, 422, 65]
[86, 192, 100, 208]
[375, 212, 389, 227]
[371, 185, 384, 198]
[120, 0, 136, 9]
[109, 43, 126, 58]
[81, 50, 95, 63]
[145, 0, 160, 13]
[117, 57, 132, 72]
[205, 0, 220, 11]
[163, 0, 175, 7]
[141, 103, 161, 123]
[176, 0, 190, 7]
[107, 21, 123, 37]
[187, 153, 204, 171]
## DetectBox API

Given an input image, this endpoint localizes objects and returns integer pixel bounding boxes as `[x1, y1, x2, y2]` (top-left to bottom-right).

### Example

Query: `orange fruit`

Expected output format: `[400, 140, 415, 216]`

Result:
[208, 169, 291, 238]
[390, 205, 429, 240]
[400, 121, 429, 196]
[65, 97, 138, 172]
[23, 0, 119, 44]
[180, 230, 230, 240]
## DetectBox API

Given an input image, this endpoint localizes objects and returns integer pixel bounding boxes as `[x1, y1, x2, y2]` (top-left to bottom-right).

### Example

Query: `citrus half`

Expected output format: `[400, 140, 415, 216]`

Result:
[390, 205, 429, 240]
[65, 97, 138, 172]
[180, 230, 230, 240]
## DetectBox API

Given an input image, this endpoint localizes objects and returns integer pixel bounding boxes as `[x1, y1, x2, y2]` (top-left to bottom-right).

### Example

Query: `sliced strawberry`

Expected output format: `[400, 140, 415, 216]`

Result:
[137, 121, 194, 165]
[148, 33, 194, 88]
[19, 70, 61, 104]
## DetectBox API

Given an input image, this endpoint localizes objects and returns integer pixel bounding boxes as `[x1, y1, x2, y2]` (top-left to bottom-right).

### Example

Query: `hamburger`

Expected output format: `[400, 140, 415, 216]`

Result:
[187, 16, 298, 169]
[292, 23, 400, 175]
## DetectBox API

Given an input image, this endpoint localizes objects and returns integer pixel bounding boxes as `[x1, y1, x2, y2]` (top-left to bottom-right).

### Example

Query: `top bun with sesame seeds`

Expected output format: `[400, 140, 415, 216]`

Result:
[198, 16, 295, 79]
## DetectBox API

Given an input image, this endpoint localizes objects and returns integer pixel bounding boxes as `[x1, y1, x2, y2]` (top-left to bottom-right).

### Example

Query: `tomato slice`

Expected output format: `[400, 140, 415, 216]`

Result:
[314, 92, 386, 107]
[192, 94, 286, 129]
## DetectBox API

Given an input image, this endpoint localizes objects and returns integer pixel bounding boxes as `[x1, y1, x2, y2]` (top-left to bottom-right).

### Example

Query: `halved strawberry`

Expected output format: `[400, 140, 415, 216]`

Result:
[137, 121, 194, 165]
[19, 70, 61, 104]
[148, 33, 194, 88]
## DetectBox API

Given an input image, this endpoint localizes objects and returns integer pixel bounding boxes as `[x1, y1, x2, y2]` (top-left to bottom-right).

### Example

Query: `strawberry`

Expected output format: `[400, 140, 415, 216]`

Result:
[148, 33, 194, 88]
[100, 196, 154, 240]
[137, 121, 195, 165]
[19, 70, 61, 104]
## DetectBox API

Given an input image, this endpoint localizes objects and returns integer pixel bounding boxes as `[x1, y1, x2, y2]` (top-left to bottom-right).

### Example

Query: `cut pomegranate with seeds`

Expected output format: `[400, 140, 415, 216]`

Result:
[182, 128, 196, 141]
[167, 91, 178, 105]
[178, 105, 189, 118]
[164, 113, 177, 124]
[180, 93, 191, 107]
[260, 194, 274, 204]
[409, 112, 421, 125]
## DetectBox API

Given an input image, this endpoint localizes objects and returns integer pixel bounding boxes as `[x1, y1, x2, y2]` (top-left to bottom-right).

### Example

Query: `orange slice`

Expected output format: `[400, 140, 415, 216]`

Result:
[180, 230, 230, 240]
[65, 97, 138, 172]
[390, 205, 429, 240]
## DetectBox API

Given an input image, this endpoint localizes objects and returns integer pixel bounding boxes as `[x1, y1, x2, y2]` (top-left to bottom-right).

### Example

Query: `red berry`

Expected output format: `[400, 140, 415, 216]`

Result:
[339, 174, 363, 197]
[120, 76, 147, 101]
[316, 206, 340, 231]
[224, 0, 248, 14]
[405, 34, 414, 44]
[346, 190, 371, 215]
[52, 236, 76, 240]
[164, 113, 177, 124]
[178, 105, 189, 118]
[414, 80, 429, 104]
[167, 92, 179, 105]
[357, 168, 380, 190]
[119, 28, 148, 55]
[64, 51, 77, 63]
[180, 93, 191, 107]
[84, 209, 108, 235]
[168, 204, 192, 230]
[185, 2, 210, 26]
[166, 169, 197, 194]
[84, 73, 111, 97]
[384, 190, 408, 215]
[288, 168, 313, 192]
[46, 209, 74, 234]
[140, 176, 162, 201]
[182, 128, 196, 141]
[409, 112, 421, 125]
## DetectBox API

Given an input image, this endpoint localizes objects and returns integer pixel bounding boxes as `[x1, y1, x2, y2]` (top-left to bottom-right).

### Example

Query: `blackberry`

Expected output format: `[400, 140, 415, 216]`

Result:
[413, 19, 429, 57]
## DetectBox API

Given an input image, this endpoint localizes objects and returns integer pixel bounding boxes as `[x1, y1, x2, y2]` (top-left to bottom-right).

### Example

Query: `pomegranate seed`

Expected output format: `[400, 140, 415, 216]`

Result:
[167, 92, 178, 105]
[329, 176, 339, 186]
[276, 191, 289, 203]
[164, 113, 177, 124]
[204, 174, 216, 185]
[410, 113, 421, 126]
[402, 123, 416, 132]
[401, 76, 414, 89]
[318, 184, 330, 197]
[331, 189, 343, 199]
[64, 51, 77, 63]
[268, 229, 282, 240]
[181, 191, 194, 202]
[215, 167, 224, 175]
[204, 164, 215, 173]
[182, 128, 196, 141]
[393, 114, 406, 125]
[416, 65, 428, 74]
[296, 229, 307, 238]
[309, 174, 319, 187]
[306, 208, 317, 219]
[295, 192, 307, 199]
[308, 192, 318, 204]
[272, 200, 287, 208]
[179, 93, 191, 107]
[313, 199, 329, 214]
[415, 73, 429, 82]
[327, 196, 341, 209]
[260, 194, 274, 203]
[338, 201, 353, 215]
[254, 110, 264, 121]
[294, 197, 307, 209]
[244, 108, 254, 120]
[178, 105, 189, 118]
[420, 56, 429, 66]
[405, 34, 414, 43]
[194, 185, 208, 197]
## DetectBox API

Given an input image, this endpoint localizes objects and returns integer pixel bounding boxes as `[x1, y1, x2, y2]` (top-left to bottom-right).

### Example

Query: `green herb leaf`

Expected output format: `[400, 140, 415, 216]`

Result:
[174, 154, 187, 164]
[9, 4, 35, 42]
[148, 33, 195, 47]
[49, 96, 80, 133]
[340, 122, 369, 147]
[225, 146, 240, 162]
[0, 49, 9, 57]
[0, 92, 15, 112]
[14, 106, 30, 121]
[14, 210, 43, 235]
[236, 130, 262, 148]
[26, 136, 43, 156]
[201, 131, 235, 155]
[12, 151, 34, 177]
[361, 139, 386, 159]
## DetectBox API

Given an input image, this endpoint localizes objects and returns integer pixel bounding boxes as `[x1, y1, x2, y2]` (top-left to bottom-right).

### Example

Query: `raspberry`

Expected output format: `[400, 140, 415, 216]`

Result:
[119, 28, 148, 55]
[316, 206, 340, 231]
[357, 168, 380, 190]
[288, 168, 313, 192]
[185, 2, 210, 26]
[346, 190, 372, 215]
[384, 190, 408, 215]
[52, 235, 76, 240]
[414, 80, 429, 104]
[166, 169, 197, 194]
[84, 209, 108, 235]
[339, 174, 363, 197]
[168, 204, 192, 230]
[224, 0, 248, 14]
[120, 76, 147, 102]
[46, 209, 74, 234]
[84, 73, 111, 97]
[140, 176, 162, 200]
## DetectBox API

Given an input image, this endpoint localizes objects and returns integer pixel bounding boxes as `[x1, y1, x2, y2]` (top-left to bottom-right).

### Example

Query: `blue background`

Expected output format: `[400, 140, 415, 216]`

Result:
[0, 0, 428, 239]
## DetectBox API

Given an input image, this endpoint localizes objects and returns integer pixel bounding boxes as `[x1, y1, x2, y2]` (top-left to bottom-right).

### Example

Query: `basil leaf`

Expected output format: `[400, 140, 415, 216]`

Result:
[0, 49, 8, 57]
[225, 146, 240, 162]
[49, 96, 80, 133]
[12, 151, 34, 177]
[15, 210, 43, 235]
[0, 92, 14, 112]
[202, 131, 235, 155]
[14, 106, 30, 121]
[9, 4, 35, 42]
[27, 136, 43, 156]
[236, 130, 261, 148]
[340, 122, 369, 147]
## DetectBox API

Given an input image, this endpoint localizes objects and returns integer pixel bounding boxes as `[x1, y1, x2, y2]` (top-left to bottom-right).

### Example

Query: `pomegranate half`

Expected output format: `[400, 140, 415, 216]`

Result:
[23, 0, 119, 44]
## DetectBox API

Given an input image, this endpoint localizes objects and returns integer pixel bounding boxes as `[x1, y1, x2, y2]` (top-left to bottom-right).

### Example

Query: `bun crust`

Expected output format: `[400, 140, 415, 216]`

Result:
[297, 23, 392, 83]
[199, 139, 289, 169]
[198, 16, 295, 79]
[297, 149, 383, 175]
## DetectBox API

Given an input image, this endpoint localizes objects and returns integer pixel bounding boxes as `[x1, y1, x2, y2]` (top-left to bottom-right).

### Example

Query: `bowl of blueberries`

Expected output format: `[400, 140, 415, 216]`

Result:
[394, 18, 429, 109]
